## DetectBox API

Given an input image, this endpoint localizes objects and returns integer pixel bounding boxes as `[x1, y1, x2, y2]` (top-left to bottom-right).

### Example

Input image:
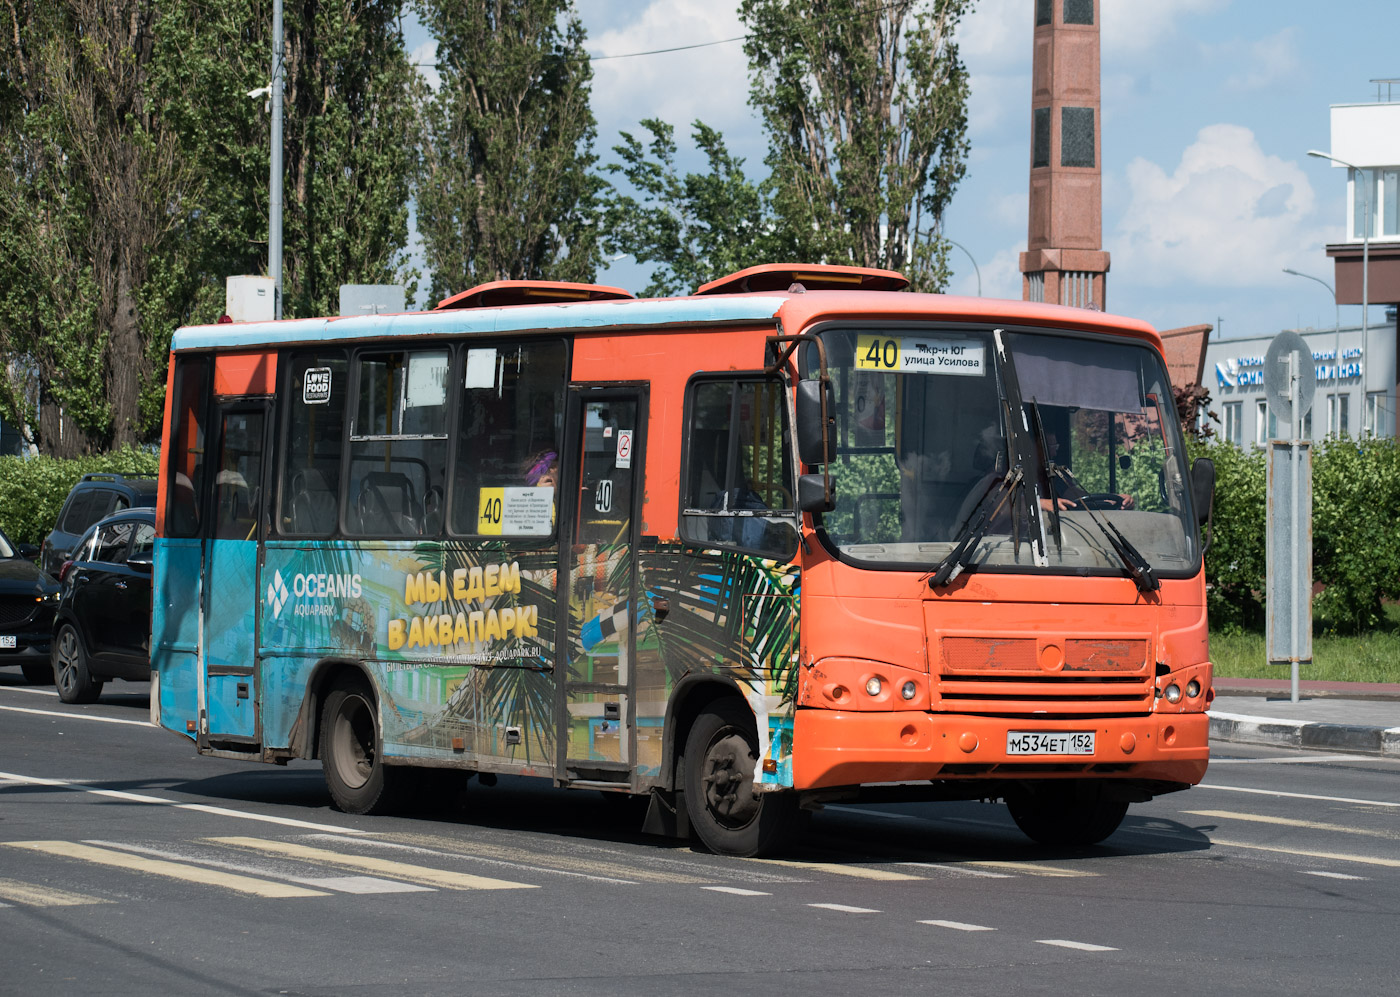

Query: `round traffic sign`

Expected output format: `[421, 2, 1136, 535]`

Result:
[1263, 330, 1316, 427]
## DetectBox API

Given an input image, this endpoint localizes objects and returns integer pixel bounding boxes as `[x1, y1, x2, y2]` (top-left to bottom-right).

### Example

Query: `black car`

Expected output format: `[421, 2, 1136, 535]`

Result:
[0, 526, 61, 684]
[41, 473, 157, 578]
[50, 508, 155, 703]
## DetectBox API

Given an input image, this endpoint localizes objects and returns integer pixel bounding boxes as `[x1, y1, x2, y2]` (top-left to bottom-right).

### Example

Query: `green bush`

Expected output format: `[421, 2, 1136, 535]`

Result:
[0, 447, 160, 547]
[1191, 435, 1400, 635]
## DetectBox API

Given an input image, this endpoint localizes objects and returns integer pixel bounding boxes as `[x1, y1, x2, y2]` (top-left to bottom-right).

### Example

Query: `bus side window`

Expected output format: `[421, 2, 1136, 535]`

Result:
[166, 356, 211, 538]
[346, 348, 450, 538]
[451, 339, 566, 538]
[680, 376, 798, 559]
[279, 351, 347, 537]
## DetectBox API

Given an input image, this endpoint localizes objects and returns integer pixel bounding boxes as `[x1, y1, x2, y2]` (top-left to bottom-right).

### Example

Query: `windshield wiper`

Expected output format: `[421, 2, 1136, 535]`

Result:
[930, 467, 1023, 588]
[1027, 398, 1063, 552]
[992, 330, 1049, 568]
[1048, 465, 1160, 593]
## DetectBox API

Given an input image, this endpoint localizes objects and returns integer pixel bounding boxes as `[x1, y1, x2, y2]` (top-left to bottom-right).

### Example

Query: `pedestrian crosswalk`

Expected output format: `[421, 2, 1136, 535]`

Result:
[0, 828, 1104, 910]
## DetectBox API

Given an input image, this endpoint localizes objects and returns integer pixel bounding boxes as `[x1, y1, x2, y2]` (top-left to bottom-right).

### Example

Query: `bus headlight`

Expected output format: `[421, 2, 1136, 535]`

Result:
[901, 681, 917, 700]
[1164, 683, 1182, 704]
[865, 677, 882, 697]
[1186, 680, 1201, 699]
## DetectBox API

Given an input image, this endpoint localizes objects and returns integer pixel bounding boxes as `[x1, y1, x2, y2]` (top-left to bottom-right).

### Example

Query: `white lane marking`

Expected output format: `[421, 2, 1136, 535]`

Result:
[1184, 810, 1400, 840]
[1303, 870, 1368, 881]
[296, 876, 433, 894]
[808, 903, 880, 914]
[1208, 754, 1370, 765]
[0, 704, 151, 727]
[0, 686, 59, 698]
[898, 862, 1013, 879]
[703, 886, 771, 896]
[0, 770, 371, 835]
[1197, 784, 1400, 808]
[304, 835, 638, 885]
[919, 919, 996, 932]
[1038, 939, 1117, 952]
[86, 840, 430, 895]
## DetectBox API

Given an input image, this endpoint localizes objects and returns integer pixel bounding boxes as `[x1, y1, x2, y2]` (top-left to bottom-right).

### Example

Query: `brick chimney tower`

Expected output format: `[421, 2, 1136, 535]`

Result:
[1020, 0, 1110, 309]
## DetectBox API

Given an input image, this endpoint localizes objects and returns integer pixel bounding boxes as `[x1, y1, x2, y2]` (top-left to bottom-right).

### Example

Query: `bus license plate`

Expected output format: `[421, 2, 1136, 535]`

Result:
[0, 636, 15, 648]
[1006, 731, 1095, 755]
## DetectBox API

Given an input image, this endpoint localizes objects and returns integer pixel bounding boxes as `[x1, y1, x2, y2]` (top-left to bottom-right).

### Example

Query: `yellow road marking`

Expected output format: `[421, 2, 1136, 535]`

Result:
[0, 877, 112, 907]
[1186, 810, 1400, 840]
[953, 860, 1095, 878]
[382, 833, 706, 884]
[1, 841, 326, 898]
[1213, 839, 1400, 869]
[208, 837, 537, 890]
[745, 858, 924, 881]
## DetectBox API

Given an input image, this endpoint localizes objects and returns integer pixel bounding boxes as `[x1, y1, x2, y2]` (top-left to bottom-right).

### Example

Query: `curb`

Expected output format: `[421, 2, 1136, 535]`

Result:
[1210, 711, 1400, 757]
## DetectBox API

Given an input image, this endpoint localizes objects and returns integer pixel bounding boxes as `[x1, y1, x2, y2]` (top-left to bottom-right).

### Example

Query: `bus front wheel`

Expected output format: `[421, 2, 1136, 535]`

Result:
[1006, 781, 1128, 846]
[320, 678, 399, 815]
[682, 699, 799, 857]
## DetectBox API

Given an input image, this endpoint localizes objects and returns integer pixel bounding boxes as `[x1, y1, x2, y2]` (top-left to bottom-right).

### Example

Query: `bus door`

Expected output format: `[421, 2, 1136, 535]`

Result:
[200, 400, 272, 744]
[560, 387, 647, 787]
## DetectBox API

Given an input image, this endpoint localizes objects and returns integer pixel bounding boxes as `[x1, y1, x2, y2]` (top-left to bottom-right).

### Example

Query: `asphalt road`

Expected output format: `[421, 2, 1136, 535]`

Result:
[2, 672, 1398, 996]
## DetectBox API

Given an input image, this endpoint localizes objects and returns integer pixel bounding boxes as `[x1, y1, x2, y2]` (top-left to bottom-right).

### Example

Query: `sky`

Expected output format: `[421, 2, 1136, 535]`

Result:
[404, 0, 1399, 341]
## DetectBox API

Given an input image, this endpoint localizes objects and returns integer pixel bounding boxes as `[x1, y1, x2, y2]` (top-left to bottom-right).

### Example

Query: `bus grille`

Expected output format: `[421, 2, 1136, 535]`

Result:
[937, 636, 1152, 715]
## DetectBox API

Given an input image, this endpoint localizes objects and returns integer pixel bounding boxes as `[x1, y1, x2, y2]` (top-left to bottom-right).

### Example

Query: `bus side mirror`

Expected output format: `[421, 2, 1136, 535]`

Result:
[798, 473, 836, 513]
[795, 379, 836, 466]
[1191, 456, 1215, 553]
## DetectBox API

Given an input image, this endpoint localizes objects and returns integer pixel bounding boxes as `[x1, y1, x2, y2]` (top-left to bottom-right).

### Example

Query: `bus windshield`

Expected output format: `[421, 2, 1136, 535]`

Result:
[814, 325, 1199, 578]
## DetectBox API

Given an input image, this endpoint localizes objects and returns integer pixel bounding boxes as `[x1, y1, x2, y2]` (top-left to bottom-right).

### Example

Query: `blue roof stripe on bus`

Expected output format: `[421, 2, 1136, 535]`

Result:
[171, 296, 789, 351]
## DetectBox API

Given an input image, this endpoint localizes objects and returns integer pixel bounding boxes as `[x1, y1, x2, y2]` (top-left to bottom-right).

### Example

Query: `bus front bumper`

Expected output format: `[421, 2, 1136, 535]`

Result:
[791, 709, 1209, 792]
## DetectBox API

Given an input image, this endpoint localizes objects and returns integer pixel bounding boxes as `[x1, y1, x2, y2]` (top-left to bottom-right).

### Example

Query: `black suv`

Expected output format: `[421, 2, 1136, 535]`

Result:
[42, 473, 157, 578]
[50, 508, 155, 703]
[0, 525, 60, 684]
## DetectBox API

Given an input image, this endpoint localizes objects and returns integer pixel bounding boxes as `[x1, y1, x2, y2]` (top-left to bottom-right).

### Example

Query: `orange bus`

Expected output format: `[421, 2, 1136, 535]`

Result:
[150, 263, 1215, 856]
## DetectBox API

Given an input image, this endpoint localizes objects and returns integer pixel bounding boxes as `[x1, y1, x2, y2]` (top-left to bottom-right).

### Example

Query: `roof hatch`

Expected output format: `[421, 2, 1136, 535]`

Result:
[435, 279, 634, 311]
[694, 263, 909, 296]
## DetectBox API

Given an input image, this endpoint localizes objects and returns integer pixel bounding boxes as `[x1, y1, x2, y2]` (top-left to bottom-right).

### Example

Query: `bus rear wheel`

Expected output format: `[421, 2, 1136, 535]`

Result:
[1006, 781, 1128, 846]
[682, 699, 799, 858]
[320, 677, 399, 815]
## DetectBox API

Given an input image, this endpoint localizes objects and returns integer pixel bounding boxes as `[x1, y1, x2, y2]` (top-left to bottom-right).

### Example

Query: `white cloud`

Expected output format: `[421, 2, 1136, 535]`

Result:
[1101, 0, 1223, 55]
[1222, 28, 1301, 92]
[589, 1, 751, 141]
[409, 40, 440, 93]
[1111, 124, 1325, 287]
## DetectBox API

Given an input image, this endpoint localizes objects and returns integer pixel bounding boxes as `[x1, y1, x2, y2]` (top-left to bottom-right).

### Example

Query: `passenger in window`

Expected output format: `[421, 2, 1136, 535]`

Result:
[524, 450, 558, 490]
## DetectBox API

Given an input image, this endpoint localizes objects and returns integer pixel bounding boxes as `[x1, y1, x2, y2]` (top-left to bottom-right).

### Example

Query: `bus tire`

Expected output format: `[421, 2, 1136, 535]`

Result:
[53, 625, 103, 704]
[1006, 782, 1128, 846]
[682, 698, 799, 857]
[320, 677, 399, 815]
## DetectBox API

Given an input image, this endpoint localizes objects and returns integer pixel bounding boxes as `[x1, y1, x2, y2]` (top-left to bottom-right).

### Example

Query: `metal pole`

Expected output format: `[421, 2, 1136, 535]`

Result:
[1289, 351, 1301, 704]
[270, 0, 284, 320]
[945, 238, 981, 297]
[1282, 268, 1338, 432]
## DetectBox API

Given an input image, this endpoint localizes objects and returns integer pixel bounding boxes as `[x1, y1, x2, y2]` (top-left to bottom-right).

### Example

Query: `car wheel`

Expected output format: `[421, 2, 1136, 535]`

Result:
[20, 658, 53, 685]
[320, 676, 402, 815]
[682, 698, 801, 857]
[53, 624, 103, 704]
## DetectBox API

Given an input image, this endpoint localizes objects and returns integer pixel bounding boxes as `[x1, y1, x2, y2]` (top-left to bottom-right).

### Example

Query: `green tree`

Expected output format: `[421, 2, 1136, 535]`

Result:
[602, 120, 773, 297]
[739, 0, 972, 291]
[414, 0, 604, 299]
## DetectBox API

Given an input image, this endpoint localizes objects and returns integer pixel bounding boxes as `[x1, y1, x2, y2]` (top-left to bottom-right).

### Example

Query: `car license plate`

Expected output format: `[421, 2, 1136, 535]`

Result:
[1006, 731, 1095, 755]
[0, 635, 16, 649]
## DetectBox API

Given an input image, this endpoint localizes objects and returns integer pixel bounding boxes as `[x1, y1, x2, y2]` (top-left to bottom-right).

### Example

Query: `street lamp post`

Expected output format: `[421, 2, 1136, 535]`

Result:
[1308, 149, 1369, 381]
[944, 238, 981, 297]
[1283, 266, 1339, 432]
[270, 0, 284, 320]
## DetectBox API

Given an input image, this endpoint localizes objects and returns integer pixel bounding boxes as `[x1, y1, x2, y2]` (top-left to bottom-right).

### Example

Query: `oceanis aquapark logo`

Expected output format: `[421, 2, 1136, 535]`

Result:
[267, 570, 290, 619]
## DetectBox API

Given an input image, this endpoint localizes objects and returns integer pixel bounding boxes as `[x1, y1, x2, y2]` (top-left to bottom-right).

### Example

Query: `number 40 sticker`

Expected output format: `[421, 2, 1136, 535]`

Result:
[857, 334, 901, 370]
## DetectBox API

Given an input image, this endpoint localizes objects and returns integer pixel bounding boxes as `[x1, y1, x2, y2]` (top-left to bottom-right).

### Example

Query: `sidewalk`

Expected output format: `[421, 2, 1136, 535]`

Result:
[1210, 679, 1400, 757]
